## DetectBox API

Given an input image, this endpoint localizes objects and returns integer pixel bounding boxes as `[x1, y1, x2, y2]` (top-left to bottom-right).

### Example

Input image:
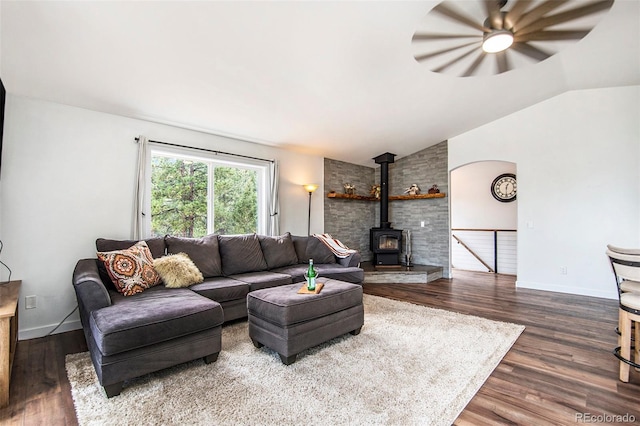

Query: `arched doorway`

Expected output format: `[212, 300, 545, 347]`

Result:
[450, 161, 517, 275]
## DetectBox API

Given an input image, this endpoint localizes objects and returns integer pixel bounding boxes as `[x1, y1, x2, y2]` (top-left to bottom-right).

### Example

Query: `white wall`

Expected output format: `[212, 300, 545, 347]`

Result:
[0, 95, 324, 339]
[449, 85, 640, 299]
[0, 0, 4, 251]
[450, 161, 517, 229]
[450, 161, 517, 274]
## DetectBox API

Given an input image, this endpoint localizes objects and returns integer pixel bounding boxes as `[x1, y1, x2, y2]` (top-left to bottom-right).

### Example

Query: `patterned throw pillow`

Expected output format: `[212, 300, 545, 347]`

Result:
[97, 241, 161, 296]
[153, 253, 204, 288]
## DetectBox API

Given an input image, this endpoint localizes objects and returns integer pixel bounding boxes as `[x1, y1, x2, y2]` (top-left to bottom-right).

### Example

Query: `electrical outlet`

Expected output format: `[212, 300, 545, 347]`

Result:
[420, 221, 425, 227]
[560, 266, 567, 275]
[25, 295, 37, 309]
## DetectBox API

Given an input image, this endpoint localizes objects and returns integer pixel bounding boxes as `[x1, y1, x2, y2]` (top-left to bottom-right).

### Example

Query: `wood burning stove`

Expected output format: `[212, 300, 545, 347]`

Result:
[370, 228, 403, 265]
[370, 152, 402, 266]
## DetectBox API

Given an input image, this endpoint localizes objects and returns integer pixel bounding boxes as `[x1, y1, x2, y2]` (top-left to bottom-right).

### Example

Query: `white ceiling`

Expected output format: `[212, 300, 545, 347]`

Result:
[2, 1, 638, 167]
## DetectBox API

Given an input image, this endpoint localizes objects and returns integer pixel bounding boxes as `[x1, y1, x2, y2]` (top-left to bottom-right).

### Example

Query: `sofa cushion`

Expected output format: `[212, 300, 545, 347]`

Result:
[270, 264, 307, 284]
[272, 264, 364, 284]
[97, 241, 162, 296]
[190, 277, 250, 303]
[153, 253, 204, 288]
[218, 234, 268, 275]
[258, 232, 299, 269]
[229, 271, 292, 291]
[313, 264, 365, 284]
[305, 236, 336, 264]
[96, 237, 166, 259]
[90, 286, 223, 357]
[291, 235, 308, 264]
[165, 234, 223, 278]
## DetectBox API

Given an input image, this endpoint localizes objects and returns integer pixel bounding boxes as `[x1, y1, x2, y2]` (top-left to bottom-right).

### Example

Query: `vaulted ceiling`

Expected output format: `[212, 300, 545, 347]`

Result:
[2, 1, 638, 166]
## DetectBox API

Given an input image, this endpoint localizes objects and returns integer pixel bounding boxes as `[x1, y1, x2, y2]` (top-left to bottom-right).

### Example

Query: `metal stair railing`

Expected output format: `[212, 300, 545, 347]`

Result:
[451, 228, 517, 274]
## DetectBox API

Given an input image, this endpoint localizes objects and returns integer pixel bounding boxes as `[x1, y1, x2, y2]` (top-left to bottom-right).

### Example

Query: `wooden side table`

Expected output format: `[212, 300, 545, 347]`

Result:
[0, 280, 20, 407]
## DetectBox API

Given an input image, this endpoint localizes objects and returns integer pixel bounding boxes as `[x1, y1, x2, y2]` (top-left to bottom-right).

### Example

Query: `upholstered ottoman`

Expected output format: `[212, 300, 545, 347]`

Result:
[247, 278, 364, 365]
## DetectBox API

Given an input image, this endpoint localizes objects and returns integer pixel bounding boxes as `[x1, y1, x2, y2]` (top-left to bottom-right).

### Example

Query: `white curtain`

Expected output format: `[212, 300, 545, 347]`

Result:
[133, 135, 148, 240]
[267, 160, 280, 236]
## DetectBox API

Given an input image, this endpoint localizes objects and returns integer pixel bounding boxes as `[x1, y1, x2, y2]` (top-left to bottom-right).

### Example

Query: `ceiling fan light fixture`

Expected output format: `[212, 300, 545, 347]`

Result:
[482, 29, 514, 53]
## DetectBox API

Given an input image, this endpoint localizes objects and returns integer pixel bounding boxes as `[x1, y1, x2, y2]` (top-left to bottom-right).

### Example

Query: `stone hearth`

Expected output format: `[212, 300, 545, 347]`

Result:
[361, 262, 443, 284]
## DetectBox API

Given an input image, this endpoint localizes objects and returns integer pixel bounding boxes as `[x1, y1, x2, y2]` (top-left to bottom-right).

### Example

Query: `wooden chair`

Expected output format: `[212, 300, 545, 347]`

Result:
[606, 245, 640, 382]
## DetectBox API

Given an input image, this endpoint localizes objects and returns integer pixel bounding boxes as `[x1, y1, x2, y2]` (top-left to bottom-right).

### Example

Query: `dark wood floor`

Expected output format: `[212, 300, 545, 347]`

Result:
[1, 270, 638, 425]
[366, 270, 640, 425]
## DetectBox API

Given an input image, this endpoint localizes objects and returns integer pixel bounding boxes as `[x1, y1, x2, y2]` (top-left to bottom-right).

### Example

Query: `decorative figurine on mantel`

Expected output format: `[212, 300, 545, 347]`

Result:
[370, 184, 381, 199]
[427, 184, 440, 194]
[343, 183, 356, 195]
[404, 184, 421, 195]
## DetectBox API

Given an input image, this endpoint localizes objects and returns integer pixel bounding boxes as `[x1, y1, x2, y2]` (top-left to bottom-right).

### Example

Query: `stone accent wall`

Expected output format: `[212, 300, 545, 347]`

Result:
[324, 141, 450, 275]
[324, 158, 376, 261]
[386, 141, 450, 276]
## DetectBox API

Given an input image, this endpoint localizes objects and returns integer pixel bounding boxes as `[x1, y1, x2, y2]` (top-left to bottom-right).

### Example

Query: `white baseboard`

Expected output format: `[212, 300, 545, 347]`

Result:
[516, 280, 617, 300]
[18, 319, 83, 341]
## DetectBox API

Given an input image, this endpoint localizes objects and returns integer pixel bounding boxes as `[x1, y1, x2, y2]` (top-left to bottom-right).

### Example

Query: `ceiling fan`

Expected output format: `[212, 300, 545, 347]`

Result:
[411, 0, 614, 77]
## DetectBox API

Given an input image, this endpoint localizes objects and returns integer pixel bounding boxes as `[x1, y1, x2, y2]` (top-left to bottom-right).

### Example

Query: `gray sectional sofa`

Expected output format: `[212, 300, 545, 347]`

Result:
[72, 232, 363, 397]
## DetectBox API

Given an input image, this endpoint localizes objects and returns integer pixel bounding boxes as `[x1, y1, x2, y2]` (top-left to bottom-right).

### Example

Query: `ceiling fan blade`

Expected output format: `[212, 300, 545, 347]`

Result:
[511, 0, 569, 32]
[462, 53, 488, 77]
[432, 2, 489, 33]
[414, 41, 480, 62]
[504, 0, 534, 30]
[482, 0, 500, 17]
[483, 0, 504, 29]
[516, 0, 614, 37]
[510, 42, 553, 62]
[496, 51, 511, 74]
[433, 48, 480, 73]
[412, 33, 482, 41]
[514, 29, 590, 42]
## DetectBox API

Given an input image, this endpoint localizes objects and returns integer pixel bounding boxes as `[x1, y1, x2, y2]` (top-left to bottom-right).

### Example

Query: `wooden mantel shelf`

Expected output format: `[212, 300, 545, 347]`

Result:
[327, 192, 446, 201]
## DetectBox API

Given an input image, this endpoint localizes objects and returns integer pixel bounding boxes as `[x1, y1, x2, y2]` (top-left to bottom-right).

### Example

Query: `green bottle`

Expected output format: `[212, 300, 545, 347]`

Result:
[306, 259, 317, 291]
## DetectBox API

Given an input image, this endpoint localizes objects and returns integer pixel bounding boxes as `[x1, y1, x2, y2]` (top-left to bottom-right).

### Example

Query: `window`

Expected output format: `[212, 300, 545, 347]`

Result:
[148, 146, 268, 237]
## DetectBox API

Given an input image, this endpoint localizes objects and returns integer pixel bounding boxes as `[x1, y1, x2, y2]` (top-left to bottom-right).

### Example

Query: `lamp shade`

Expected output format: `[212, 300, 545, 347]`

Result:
[303, 184, 319, 193]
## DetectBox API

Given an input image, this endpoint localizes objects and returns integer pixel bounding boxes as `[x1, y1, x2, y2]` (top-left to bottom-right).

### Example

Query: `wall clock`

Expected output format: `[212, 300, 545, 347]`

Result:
[491, 173, 517, 202]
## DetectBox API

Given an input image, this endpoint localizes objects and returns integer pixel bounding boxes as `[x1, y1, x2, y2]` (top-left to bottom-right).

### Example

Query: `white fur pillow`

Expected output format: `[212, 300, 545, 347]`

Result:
[153, 253, 204, 288]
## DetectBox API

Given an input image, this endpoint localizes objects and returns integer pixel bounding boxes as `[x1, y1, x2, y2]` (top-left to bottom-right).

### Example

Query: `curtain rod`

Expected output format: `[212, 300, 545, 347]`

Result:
[134, 137, 274, 163]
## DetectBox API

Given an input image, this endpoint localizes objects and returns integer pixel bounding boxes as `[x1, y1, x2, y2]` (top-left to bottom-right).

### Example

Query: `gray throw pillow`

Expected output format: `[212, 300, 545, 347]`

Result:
[306, 236, 336, 264]
[258, 232, 299, 269]
[218, 234, 268, 275]
[165, 234, 223, 278]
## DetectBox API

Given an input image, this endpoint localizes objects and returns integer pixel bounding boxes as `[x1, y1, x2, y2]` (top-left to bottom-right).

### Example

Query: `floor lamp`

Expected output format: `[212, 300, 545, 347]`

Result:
[303, 184, 318, 236]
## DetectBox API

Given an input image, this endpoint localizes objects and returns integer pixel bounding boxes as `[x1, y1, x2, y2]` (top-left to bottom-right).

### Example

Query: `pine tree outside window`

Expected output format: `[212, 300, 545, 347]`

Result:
[148, 148, 267, 238]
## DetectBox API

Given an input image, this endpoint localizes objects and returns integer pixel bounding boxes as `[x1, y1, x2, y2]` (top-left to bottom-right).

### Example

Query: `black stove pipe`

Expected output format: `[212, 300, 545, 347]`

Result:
[373, 152, 396, 229]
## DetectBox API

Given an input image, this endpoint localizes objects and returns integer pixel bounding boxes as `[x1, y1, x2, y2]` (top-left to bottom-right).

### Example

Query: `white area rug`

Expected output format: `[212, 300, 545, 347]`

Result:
[66, 294, 524, 426]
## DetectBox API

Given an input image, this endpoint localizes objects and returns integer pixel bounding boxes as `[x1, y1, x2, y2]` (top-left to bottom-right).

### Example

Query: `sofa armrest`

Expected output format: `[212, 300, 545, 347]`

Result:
[72, 259, 112, 326]
[337, 252, 361, 268]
